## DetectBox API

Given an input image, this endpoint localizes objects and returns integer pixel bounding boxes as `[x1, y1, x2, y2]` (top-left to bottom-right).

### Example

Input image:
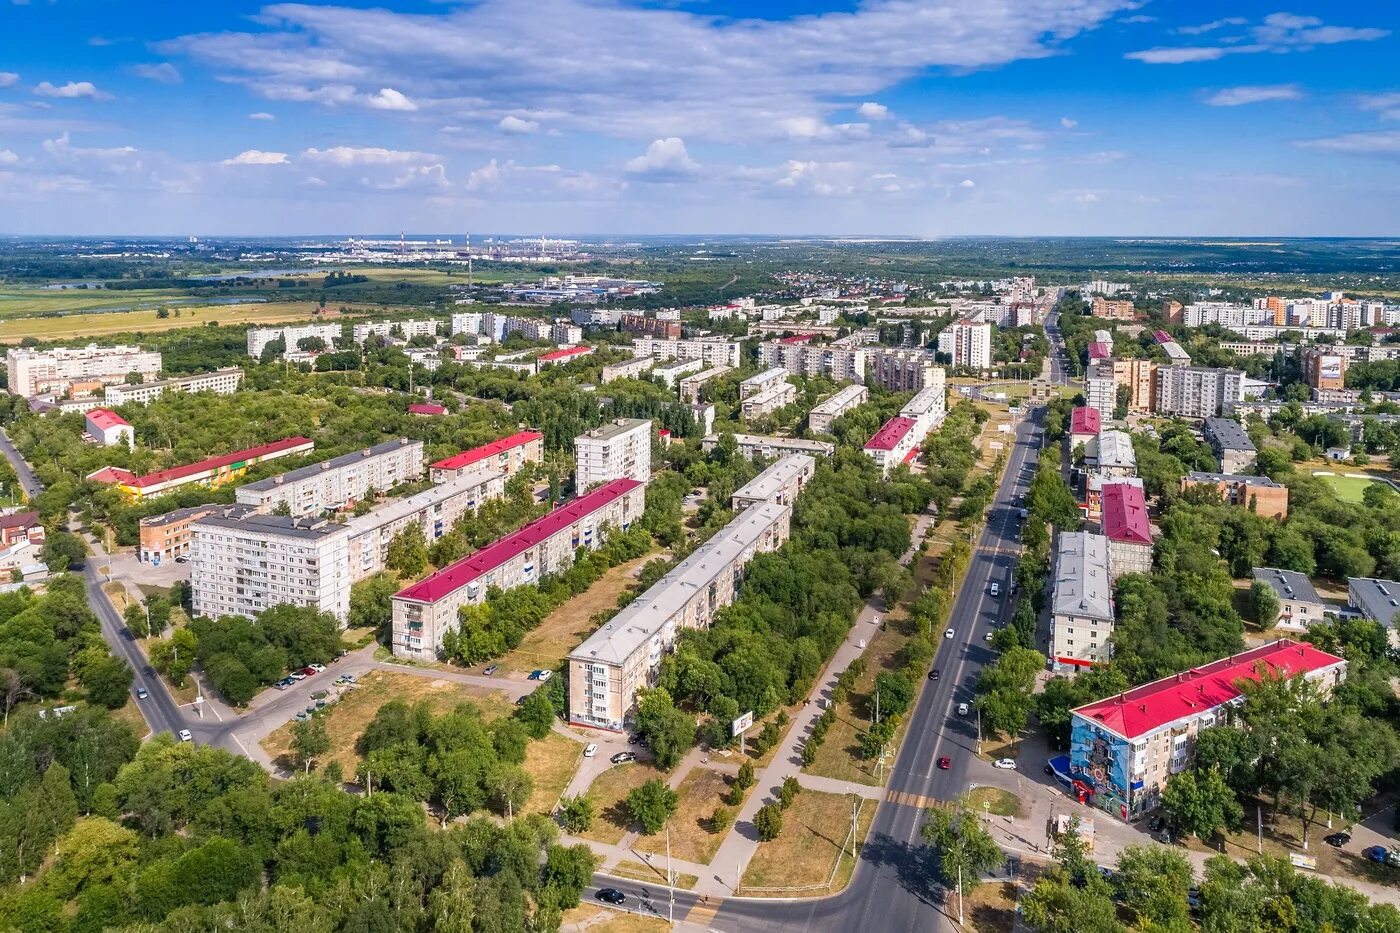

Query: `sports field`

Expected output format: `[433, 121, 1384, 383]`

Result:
[1317, 472, 1392, 503]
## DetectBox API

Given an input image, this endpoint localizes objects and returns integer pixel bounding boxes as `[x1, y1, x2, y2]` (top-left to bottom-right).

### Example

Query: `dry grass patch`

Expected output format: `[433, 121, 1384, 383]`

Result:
[522, 732, 583, 816]
[112, 698, 150, 737]
[966, 786, 1023, 818]
[260, 669, 513, 773]
[802, 622, 910, 786]
[1179, 797, 1378, 887]
[496, 553, 657, 675]
[742, 789, 874, 896]
[634, 766, 733, 865]
[577, 762, 671, 845]
[967, 877, 1030, 933]
[606, 859, 698, 890]
[0, 300, 366, 343]
[560, 904, 670, 932]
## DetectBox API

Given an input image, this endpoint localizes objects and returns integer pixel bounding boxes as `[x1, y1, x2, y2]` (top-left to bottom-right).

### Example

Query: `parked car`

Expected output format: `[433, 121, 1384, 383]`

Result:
[483, 665, 498, 676]
[1363, 845, 1389, 863]
[538, 670, 553, 683]
[984, 632, 994, 642]
[177, 729, 193, 742]
[308, 663, 326, 673]
[273, 679, 292, 691]
[628, 733, 643, 746]
[135, 687, 148, 699]
[1324, 831, 1351, 848]
[957, 702, 969, 716]
[990, 583, 1000, 597]
[528, 670, 543, 681]
[173, 555, 188, 564]
[944, 628, 955, 639]
[993, 758, 1016, 770]
[596, 888, 626, 905]
[938, 756, 951, 770]
[290, 671, 307, 681]
[611, 752, 636, 764]
[584, 743, 598, 758]
[301, 666, 317, 676]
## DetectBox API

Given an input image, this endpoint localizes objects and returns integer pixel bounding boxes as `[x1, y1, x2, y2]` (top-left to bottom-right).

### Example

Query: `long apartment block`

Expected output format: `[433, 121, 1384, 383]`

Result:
[741, 382, 797, 420]
[678, 365, 732, 404]
[391, 478, 647, 660]
[429, 431, 544, 483]
[102, 368, 244, 406]
[567, 502, 792, 730]
[731, 454, 815, 509]
[808, 384, 869, 434]
[7, 344, 162, 398]
[87, 436, 315, 500]
[235, 437, 424, 516]
[345, 471, 507, 580]
[247, 324, 342, 360]
[740, 367, 790, 399]
[702, 433, 834, 460]
[758, 340, 866, 383]
[631, 337, 742, 369]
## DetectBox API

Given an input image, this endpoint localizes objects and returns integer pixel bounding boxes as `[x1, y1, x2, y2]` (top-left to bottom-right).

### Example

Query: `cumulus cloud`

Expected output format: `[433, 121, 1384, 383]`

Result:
[1358, 92, 1400, 120]
[221, 149, 289, 165]
[857, 102, 889, 120]
[958, 178, 976, 187]
[625, 137, 699, 178]
[498, 115, 539, 134]
[366, 87, 417, 111]
[248, 112, 275, 120]
[132, 63, 182, 84]
[33, 80, 109, 100]
[1060, 117, 1077, 128]
[1205, 84, 1302, 107]
[1296, 130, 1400, 160]
[1128, 12, 1388, 64]
[302, 146, 437, 166]
[0, 72, 18, 88]
[0, 149, 17, 165]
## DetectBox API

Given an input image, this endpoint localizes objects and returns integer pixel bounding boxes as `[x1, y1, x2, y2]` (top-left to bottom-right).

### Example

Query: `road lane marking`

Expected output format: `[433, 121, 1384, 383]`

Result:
[684, 899, 721, 925]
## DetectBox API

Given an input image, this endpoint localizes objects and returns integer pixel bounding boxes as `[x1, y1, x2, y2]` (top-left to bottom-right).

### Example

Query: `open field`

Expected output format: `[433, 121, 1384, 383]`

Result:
[260, 669, 513, 773]
[522, 732, 584, 816]
[494, 553, 658, 675]
[560, 904, 670, 933]
[1315, 471, 1393, 503]
[0, 287, 182, 316]
[741, 790, 875, 895]
[0, 301, 357, 343]
[578, 762, 672, 845]
[966, 786, 1023, 818]
[635, 766, 733, 865]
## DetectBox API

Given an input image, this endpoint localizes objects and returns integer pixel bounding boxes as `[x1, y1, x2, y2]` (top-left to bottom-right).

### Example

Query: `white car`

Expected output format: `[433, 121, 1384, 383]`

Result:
[178, 729, 193, 742]
[584, 743, 598, 758]
[989, 583, 1000, 597]
[944, 628, 954, 639]
[308, 663, 327, 673]
[993, 758, 1017, 770]
[871, 614, 880, 626]
[984, 632, 994, 642]
[538, 670, 553, 683]
[957, 703, 969, 716]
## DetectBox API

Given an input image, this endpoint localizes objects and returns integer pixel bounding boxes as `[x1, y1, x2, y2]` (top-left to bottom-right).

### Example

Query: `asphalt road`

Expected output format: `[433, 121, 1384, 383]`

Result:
[0, 427, 43, 498]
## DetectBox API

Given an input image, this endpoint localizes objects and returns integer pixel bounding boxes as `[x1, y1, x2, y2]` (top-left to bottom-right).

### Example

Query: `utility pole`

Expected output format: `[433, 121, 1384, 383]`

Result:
[976, 707, 983, 757]
[958, 864, 964, 926]
[667, 824, 674, 924]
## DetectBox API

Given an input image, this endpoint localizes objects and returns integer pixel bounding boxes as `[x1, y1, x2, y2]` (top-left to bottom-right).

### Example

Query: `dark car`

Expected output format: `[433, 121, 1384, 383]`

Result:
[928, 669, 940, 681]
[1364, 845, 1389, 863]
[1324, 831, 1351, 848]
[596, 888, 626, 905]
[611, 752, 636, 764]
[937, 756, 951, 770]
[628, 733, 643, 746]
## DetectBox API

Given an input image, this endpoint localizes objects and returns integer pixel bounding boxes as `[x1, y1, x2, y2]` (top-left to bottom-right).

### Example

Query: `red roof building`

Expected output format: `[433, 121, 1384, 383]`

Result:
[538, 346, 594, 365]
[1101, 483, 1151, 545]
[88, 436, 314, 499]
[865, 416, 915, 452]
[1153, 330, 1173, 345]
[1069, 406, 1101, 438]
[864, 416, 921, 475]
[429, 431, 544, 482]
[778, 334, 815, 345]
[408, 402, 446, 416]
[85, 407, 134, 447]
[1088, 341, 1111, 360]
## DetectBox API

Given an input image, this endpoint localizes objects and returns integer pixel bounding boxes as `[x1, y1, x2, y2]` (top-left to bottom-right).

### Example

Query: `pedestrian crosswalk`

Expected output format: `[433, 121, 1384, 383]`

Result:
[684, 898, 721, 925]
[884, 788, 949, 811]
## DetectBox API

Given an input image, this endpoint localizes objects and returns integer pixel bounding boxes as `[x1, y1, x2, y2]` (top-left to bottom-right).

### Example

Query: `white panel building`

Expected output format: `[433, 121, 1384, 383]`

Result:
[574, 418, 652, 490]
[235, 437, 424, 516]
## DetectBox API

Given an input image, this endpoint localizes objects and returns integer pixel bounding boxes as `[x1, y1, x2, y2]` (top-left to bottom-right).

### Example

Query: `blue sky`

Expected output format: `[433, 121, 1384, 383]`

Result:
[0, 0, 1397, 236]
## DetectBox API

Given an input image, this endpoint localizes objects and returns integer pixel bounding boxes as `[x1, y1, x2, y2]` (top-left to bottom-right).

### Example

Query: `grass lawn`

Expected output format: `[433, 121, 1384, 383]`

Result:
[0, 300, 365, 343]
[577, 762, 672, 846]
[966, 786, 1023, 818]
[742, 790, 875, 895]
[495, 553, 657, 675]
[635, 767, 733, 865]
[112, 698, 150, 737]
[560, 904, 670, 932]
[606, 859, 699, 890]
[260, 669, 513, 773]
[522, 732, 584, 816]
[967, 874, 1037, 933]
[1316, 471, 1390, 503]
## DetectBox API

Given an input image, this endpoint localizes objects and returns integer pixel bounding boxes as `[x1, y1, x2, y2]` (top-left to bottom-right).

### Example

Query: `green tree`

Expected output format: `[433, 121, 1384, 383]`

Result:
[484, 762, 532, 820]
[634, 687, 696, 770]
[290, 716, 330, 774]
[79, 654, 133, 710]
[513, 688, 556, 739]
[123, 602, 150, 639]
[1162, 766, 1244, 842]
[1113, 845, 1194, 929]
[626, 778, 678, 835]
[921, 800, 1003, 894]
[386, 523, 428, 577]
[753, 802, 784, 841]
[1249, 578, 1280, 629]
[559, 794, 594, 833]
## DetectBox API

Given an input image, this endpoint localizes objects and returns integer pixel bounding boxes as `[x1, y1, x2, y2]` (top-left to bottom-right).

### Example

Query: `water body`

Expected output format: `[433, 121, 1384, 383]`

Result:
[194, 268, 329, 281]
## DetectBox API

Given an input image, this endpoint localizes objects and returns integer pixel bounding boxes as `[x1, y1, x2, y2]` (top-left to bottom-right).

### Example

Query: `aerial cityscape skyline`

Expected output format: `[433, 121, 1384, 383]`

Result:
[1, 0, 1397, 236]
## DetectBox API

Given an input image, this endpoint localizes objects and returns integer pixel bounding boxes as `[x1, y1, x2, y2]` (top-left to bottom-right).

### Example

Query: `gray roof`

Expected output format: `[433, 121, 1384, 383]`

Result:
[579, 418, 651, 441]
[141, 502, 255, 527]
[1252, 567, 1322, 605]
[1053, 531, 1114, 622]
[731, 455, 815, 505]
[1185, 471, 1281, 488]
[811, 384, 868, 415]
[1205, 418, 1255, 453]
[239, 437, 419, 493]
[1094, 430, 1137, 471]
[344, 471, 502, 537]
[1348, 577, 1400, 627]
[192, 510, 348, 541]
[706, 433, 835, 455]
[570, 503, 790, 666]
[742, 367, 789, 387]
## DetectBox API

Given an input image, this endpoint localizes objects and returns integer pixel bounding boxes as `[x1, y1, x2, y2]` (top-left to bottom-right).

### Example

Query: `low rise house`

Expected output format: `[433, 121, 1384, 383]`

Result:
[1069, 406, 1101, 453]
[1347, 577, 1400, 646]
[1180, 472, 1289, 519]
[85, 408, 133, 447]
[1252, 567, 1326, 631]
[1204, 418, 1256, 474]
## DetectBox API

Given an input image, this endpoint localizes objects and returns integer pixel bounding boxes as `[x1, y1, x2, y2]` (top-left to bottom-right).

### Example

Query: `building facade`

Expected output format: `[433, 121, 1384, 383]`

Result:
[1111, 358, 1157, 412]
[7, 344, 162, 398]
[140, 503, 252, 564]
[1084, 360, 1117, 422]
[758, 341, 866, 383]
[235, 438, 424, 516]
[601, 356, 655, 383]
[677, 366, 732, 404]
[1070, 406, 1101, 453]
[574, 419, 652, 491]
[703, 433, 835, 460]
[246, 324, 342, 360]
[1204, 418, 1256, 474]
[1101, 482, 1153, 580]
[567, 502, 792, 730]
[809, 384, 869, 434]
[102, 368, 243, 406]
[429, 431, 544, 483]
[652, 358, 706, 388]
[740, 367, 790, 400]
[631, 338, 741, 369]
[741, 382, 797, 421]
[1181, 471, 1289, 519]
[1251, 567, 1325, 631]
[345, 471, 507, 580]
[1154, 366, 1245, 419]
[1302, 347, 1348, 391]
[88, 436, 315, 500]
[936, 319, 992, 370]
[1347, 577, 1400, 647]
[190, 512, 353, 621]
[85, 408, 133, 447]
[391, 479, 646, 659]
[1051, 531, 1115, 667]
[867, 349, 941, 392]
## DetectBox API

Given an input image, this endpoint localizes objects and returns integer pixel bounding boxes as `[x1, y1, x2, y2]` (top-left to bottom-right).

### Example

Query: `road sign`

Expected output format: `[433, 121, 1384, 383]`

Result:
[732, 711, 754, 737]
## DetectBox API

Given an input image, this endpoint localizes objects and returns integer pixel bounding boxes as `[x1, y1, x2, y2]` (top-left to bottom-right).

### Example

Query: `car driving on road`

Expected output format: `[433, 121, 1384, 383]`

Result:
[993, 758, 1016, 770]
[596, 888, 626, 905]
[944, 627, 954, 639]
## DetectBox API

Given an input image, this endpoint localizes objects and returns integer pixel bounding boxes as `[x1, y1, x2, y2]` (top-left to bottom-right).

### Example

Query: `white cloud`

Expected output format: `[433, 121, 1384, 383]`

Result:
[857, 102, 889, 120]
[625, 137, 699, 178]
[466, 159, 501, 190]
[1128, 13, 1388, 64]
[1060, 117, 1077, 128]
[366, 87, 417, 111]
[958, 178, 976, 187]
[0, 149, 17, 165]
[132, 63, 182, 84]
[302, 146, 437, 166]
[0, 72, 18, 88]
[221, 149, 289, 165]
[1177, 17, 1247, 36]
[1358, 92, 1400, 121]
[498, 115, 539, 134]
[1296, 130, 1400, 159]
[248, 112, 275, 121]
[33, 80, 110, 100]
[1205, 84, 1302, 107]
[1126, 46, 1229, 64]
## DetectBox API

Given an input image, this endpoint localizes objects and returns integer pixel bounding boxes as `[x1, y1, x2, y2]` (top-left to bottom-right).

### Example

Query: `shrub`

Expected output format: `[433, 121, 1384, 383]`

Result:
[754, 803, 783, 841]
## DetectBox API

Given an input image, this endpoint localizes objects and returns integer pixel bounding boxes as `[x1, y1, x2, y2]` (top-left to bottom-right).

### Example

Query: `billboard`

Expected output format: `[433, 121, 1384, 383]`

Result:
[732, 712, 754, 737]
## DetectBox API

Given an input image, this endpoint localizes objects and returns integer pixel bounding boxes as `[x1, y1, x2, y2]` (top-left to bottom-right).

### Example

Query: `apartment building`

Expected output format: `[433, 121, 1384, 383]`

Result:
[867, 349, 942, 392]
[690, 403, 716, 437]
[1251, 567, 1325, 631]
[677, 366, 732, 404]
[140, 503, 253, 564]
[574, 419, 652, 490]
[1181, 472, 1289, 519]
[1070, 640, 1345, 822]
[620, 313, 681, 340]
[1069, 406, 1101, 452]
[1154, 366, 1245, 419]
[632, 337, 741, 369]
[1089, 430, 1137, 478]
[809, 384, 869, 434]
[1182, 302, 1272, 330]
[741, 382, 797, 421]
[601, 356, 654, 383]
[1091, 297, 1136, 321]
[88, 436, 314, 501]
[901, 382, 947, 434]
[703, 433, 835, 460]
[1203, 418, 1256, 474]
[740, 367, 790, 400]
[567, 502, 792, 730]
[758, 340, 866, 383]
[1084, 360, 1117, 421]
[429, 431, 544, 483]
[190, 511, 353, 621]
[538, 346, 594, 367]
[103, 368, 243, 406]
[1302, 347, 1347, 391]
[450, 311, 482, 336]
[731, 455, 815, 510]
[246, 324, 342, 359]
[652, 358, 705, 388]
[85, 408, 133, 447]
[391, 478, 646, 659]
[235, 438, 424, 516]
[1051, 531, 1115, 667]
[352, 319, 439, 343]
[864, 417, 920, 474]
[936, 319, 992, 370]
[345, 471, 507, 580]
[7, 344, 162, 398]
[1346, 578, 1400, 647]
[1101, 482, 1153, 580]
[1111, 358, 1157, 412]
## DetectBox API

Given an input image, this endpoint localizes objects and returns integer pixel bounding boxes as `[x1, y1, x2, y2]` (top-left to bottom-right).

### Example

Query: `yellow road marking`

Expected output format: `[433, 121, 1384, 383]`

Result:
[684, 900, 721, 925]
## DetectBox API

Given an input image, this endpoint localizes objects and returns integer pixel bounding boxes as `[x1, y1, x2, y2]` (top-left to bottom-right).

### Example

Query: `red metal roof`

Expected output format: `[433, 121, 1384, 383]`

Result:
[1073, 639, 1344, 740]
[85, 408, 130, 431]
[87, 466, 137, 484]
[1069, 406, 1101, 435]
[538, 346, 592, 362]
[1153, 330, 1173, 344]
[1088, 341, 1110, 360]
[119, 437, 312, 489]
[0, 511, 39, 530]
[431, 431, 543, 472]
[395, 478, 643, 604]
[408, 403, 445, 416]
[779, 334, 815, 344]
[1101, 482, 1152, 545]
[865, 416, 915, 452]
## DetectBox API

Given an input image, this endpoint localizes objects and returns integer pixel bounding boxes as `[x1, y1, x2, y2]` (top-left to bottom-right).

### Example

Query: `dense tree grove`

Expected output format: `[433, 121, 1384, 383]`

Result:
[186, 605, 343, 705]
